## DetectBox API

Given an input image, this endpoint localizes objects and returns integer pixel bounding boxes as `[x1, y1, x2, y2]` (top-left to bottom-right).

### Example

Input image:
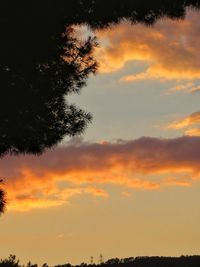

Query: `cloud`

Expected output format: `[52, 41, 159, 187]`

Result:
[185, 128, 200, 136]
[167, 82, 200, 94]
[5, 183, 108, 212]
[121, 71, 162, 82]
[170, 83, 195, 93]
[1, 136, 200, 211]
[189, 85, 200, 93]
[94, 9, 200, 81]
[164, 177, 192, 187]
[165, 111, 200, 137]
[166, 111, 200, 129]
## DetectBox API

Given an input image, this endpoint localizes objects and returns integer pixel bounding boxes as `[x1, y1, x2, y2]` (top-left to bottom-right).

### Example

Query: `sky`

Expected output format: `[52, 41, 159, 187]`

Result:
[1, 8, 200, 266]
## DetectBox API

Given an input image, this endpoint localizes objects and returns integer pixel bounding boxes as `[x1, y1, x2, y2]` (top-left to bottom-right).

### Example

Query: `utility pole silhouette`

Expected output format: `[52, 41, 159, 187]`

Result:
[99, 254, 103, 265]
[90, 256, 94, 265]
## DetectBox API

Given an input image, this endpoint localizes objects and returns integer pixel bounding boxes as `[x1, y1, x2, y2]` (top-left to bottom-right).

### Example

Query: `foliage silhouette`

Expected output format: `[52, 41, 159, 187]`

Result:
[0, 179, 6, 215]
[1, 255, 200, 267]
[0, 255, 20, 267]
[0, 24, 97, 156]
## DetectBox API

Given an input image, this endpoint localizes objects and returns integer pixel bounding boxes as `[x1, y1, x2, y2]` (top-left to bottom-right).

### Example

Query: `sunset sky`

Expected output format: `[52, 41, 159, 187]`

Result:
[1, 7, 200, 265]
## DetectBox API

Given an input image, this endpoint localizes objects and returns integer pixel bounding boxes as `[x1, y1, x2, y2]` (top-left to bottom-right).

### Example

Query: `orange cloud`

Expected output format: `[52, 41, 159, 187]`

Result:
[164, 177, 192, 187]
[94, 9, 200, 81]
[166, 111, 200, 129]
[167, 82, 200, 94]
[185, 128, 200, 136]
[5, 179, 109, 212]
[1, 136, 200, 211]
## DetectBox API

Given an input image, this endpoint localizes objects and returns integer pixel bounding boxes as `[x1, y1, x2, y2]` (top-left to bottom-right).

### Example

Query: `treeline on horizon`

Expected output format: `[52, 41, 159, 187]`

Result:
[1, 255, 200, 267]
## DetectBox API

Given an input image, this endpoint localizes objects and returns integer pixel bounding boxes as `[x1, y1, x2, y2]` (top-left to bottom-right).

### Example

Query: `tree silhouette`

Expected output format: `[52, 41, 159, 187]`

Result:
[77, 0, 200, 27]
[0, 255, 20, 267]
[0, 25, 97, 156]
[0, 180, 6, 215]
[2, 255, 200, 267]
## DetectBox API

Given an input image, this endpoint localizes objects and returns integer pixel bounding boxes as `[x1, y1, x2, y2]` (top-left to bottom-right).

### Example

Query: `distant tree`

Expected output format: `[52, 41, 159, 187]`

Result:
[105, 258, 121, 265]
[0, 255, 20, 267]
[2, 255, 200, 267]
[123, 257, 135, 263]
[54, 264, 71, 267]
[26, 262, 38, 267]
[80, 263, 87, 267]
